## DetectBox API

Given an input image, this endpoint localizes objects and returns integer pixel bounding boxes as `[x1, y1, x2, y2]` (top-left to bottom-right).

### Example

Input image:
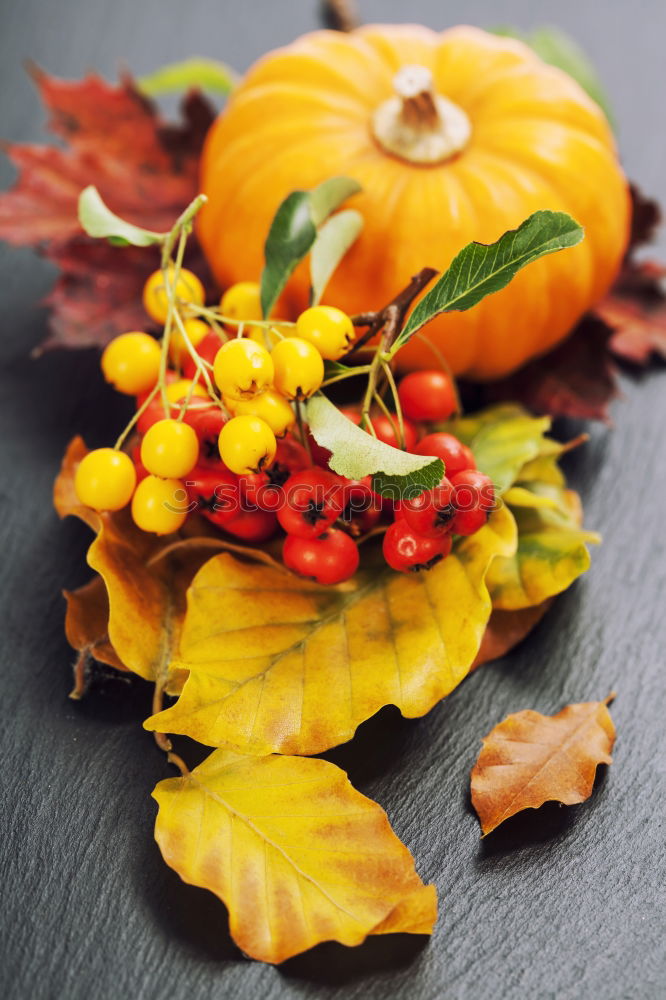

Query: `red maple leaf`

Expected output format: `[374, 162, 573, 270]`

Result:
[0, 67, 215, 350]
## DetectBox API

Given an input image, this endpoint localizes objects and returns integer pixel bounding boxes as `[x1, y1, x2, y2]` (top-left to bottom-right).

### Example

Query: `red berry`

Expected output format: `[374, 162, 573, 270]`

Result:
[186, 465, 240, 525]
[182, 330, 223, 380]
[414, 432, 476, 477]
[240, 436, 311, 512]
[223, 508, 278, 543]
[382, 518, 452, 573]
[135, 370, 178, 410]
[401, 476, 455, 538]
[277, 468, 345, 539]
[136, 396, 166, 436]
[340, 476, 383, 536]
[183, 404, 227, 464]
[131, 444, 150, 484]
[450, 470, 495, 536]
[398, 370, 457, 422]
[283, 529, 359, 585]
[368, 413, 418, 451]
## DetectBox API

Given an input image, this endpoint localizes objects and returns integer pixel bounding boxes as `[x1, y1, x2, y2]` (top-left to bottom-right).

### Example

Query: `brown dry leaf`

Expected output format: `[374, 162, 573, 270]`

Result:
[55, 437, 215, 693]
[64, 575, 127, 697]
[144, 504, 516, 756]
[152, 749, 436, 963]
[0, 70, 214, 349]
[471, 696, 616, 835]
[470, 601, 553, 671]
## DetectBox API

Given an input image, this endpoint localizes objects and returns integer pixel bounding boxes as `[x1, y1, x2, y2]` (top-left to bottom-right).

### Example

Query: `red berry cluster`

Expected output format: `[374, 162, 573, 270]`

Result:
[127, 368, 494, 586]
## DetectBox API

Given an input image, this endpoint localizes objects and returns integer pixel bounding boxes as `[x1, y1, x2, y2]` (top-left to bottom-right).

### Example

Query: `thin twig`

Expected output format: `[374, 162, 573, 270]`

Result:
[346, 268, 437, 358]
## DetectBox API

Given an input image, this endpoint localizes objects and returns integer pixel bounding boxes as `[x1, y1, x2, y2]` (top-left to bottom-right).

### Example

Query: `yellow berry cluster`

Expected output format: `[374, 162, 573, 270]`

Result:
[74, 270, 355, 536]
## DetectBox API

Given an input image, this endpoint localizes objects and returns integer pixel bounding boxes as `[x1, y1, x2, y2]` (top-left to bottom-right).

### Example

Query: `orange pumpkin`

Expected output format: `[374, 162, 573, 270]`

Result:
[198, 24, 630, 379]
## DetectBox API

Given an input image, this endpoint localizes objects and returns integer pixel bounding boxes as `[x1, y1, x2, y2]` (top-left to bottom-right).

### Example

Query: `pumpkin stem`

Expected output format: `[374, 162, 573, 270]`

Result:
[372, 65, 471, 165]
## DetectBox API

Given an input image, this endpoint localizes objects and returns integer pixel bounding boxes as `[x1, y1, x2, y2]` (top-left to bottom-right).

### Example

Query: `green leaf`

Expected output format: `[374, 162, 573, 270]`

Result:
[260, 191, 316, 318]
[137, 57, 238, 97]
[308, 176, 362, 227]
[310, 209, 363, 306]
[394, 211, 584, 350]
[78, 186, 165, 247]
[305, 394, 443, 499]
[492, 25, 614, 126]
[439, 405, 553, 494]
[260, 177, 362, 318]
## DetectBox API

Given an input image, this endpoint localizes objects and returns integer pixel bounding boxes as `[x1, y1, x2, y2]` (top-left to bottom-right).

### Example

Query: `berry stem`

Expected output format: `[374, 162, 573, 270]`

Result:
[160, 193, 208, 270]
[114, 380, 161, 450]
[381, 360, 406, 448]
[321, 364, 372, 389]
[295, 399, 313, 462]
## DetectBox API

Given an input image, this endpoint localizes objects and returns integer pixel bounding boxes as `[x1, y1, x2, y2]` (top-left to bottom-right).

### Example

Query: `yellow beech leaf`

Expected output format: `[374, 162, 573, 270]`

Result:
[486, 483, 600, 611]
[471, 696, 616, 835]
[152, 750, 436, 963]
[144, 504, 516, 755]
[55, 437, 218, 692]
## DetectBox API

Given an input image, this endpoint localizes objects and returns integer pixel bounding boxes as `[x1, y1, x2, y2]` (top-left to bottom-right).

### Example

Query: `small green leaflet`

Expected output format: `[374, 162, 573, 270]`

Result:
[78, 186, 165, 247]
[260, 177, 362, 318]
[393, 211, 583, 351]
[492, 25, 614, 127]
[137, 57, 238, 97]
[306, 394, 443, 499]
[310, 210, 363, 306]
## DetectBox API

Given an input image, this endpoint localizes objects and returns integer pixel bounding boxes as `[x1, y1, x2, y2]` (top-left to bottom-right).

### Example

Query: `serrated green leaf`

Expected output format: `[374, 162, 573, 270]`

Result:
[78, 186, 165, 247]
[260, 191, 316, 318]
[305, 394, 443, 499]
[310, 209, 363, 306]
[137, 57, 238, 97]
[395, 211, 584, 350]
[308, 176, 362, 227]
[492, 25, 614, 126]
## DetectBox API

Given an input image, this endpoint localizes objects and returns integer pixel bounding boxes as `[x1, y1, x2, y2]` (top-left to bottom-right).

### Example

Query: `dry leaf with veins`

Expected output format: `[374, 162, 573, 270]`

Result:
[471, 697, 616, 835]
[144, 505, 517, 757]
[153, 750, 436, 963]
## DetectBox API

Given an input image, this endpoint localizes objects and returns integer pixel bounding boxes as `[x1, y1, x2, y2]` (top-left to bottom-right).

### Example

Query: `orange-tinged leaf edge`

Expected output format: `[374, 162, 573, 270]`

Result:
[152, 750, 437, 963]
[471, 695, 616, 835]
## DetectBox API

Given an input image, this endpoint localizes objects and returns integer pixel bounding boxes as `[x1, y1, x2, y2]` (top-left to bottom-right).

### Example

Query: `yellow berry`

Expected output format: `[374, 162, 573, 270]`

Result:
[165, 379, 208, 405]
[74, 448, 136, 512]
[131, 475, 190, 534]
[101, 332, 161, 395]
[213, 338, 274, 402]
[295, 306, 355, 361]
[168, 318, 210, 366]
[231, 389, 295, 437]
[218, 415, 277, 475]
[143, 265, 205, 325]
[245, 324, 282, 351]
[220, 281, 262, 324]
[271, 337, 324, 400]
[140, 419, 199, 478]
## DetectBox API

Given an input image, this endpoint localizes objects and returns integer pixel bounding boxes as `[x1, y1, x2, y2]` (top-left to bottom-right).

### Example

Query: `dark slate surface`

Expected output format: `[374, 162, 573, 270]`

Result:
[1, 2, 664, 998]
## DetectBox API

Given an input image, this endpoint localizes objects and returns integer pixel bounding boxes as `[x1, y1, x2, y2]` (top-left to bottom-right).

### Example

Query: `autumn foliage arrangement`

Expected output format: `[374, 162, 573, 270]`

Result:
[4, 13, 658, 966]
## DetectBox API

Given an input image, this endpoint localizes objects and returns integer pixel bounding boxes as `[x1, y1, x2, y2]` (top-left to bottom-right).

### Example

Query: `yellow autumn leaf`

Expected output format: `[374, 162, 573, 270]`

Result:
[55, 437, 218, 693]
[487, 482, 600, 611]
[144, 504, 516, 756]
[152, 750, 436, 963]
